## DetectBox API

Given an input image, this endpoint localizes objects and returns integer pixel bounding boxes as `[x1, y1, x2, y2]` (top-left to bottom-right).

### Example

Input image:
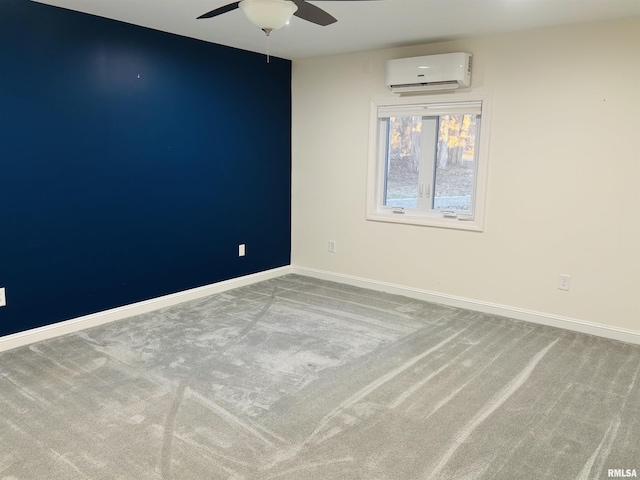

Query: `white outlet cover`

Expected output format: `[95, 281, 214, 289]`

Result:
[0, 288, 5, 307]
[558, 274, 571, 291]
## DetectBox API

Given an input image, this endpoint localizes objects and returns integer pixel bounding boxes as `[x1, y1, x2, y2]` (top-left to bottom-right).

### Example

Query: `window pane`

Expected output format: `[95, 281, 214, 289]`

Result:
[433, 114, 480, 212]
[384, 116, 421, 208]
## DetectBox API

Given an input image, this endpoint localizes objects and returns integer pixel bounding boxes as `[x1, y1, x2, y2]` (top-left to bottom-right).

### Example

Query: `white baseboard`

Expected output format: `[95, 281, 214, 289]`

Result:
[0, 266, 292, 353]
[2, 264, 638, 353]
[290, 266, 640, 346]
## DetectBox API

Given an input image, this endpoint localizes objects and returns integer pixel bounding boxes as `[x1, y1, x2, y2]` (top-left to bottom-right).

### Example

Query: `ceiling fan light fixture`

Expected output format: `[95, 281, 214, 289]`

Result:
[239, 0, 298, 32]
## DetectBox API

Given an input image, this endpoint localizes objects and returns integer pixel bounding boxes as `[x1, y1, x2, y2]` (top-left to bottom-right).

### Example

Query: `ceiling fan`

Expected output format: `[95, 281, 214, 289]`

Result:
[197, 0, 378, 36]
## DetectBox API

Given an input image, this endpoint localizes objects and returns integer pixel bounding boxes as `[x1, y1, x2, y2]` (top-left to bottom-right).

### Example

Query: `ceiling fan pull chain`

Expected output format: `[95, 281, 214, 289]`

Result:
[263, 27, 272, 63]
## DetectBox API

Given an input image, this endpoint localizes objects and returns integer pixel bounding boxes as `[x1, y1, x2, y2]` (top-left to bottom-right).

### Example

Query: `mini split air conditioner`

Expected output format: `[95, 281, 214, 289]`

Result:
[386, 52, 472, 94]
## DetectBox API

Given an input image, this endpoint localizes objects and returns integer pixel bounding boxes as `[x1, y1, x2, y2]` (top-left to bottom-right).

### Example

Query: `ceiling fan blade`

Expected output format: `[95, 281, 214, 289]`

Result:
[197, 1, 240, 19]
[291, 0, 337, 26]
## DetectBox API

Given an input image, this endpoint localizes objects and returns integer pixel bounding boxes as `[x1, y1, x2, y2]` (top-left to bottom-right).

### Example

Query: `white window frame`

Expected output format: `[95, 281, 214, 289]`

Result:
[366, 91, 492, 232]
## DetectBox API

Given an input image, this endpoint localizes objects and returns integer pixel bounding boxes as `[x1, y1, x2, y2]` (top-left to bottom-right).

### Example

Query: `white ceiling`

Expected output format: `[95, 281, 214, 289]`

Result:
[33, 0, 640, 60]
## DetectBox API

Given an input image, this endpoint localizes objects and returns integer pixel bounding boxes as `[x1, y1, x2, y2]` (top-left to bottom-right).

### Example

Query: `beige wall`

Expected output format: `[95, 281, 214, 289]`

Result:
[291, 18, 640, 332]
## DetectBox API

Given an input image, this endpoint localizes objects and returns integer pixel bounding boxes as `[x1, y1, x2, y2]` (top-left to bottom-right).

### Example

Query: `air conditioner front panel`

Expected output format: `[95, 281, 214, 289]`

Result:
[386, 52, 472, 92]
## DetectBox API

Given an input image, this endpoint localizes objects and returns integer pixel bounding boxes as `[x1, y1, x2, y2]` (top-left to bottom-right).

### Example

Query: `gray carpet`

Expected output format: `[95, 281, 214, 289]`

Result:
[0, 274, 638, 479]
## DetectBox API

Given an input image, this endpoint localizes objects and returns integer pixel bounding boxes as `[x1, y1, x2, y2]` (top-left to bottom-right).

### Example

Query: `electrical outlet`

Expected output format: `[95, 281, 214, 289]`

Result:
[238, 244, 246, 257]
[0, 288, 5, 307]
[328, 240, 336, 253]
[558, 274, 571, 291]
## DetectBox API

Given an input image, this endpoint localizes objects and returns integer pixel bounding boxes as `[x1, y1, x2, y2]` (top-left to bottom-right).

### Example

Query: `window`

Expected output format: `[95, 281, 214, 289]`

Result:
[367, 92, 491, 231]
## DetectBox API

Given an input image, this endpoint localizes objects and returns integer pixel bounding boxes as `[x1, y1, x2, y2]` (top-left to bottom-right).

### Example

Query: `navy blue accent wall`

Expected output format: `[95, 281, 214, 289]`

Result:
[0, 0, 291, 337]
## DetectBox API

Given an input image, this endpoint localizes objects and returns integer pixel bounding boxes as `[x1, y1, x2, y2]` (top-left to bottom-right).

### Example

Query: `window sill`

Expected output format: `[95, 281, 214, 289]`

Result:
[366, 210, 484, 232]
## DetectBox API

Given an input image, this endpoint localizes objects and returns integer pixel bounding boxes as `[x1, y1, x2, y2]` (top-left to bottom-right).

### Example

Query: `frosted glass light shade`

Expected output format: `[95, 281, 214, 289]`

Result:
[239, 0, 298, 31]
